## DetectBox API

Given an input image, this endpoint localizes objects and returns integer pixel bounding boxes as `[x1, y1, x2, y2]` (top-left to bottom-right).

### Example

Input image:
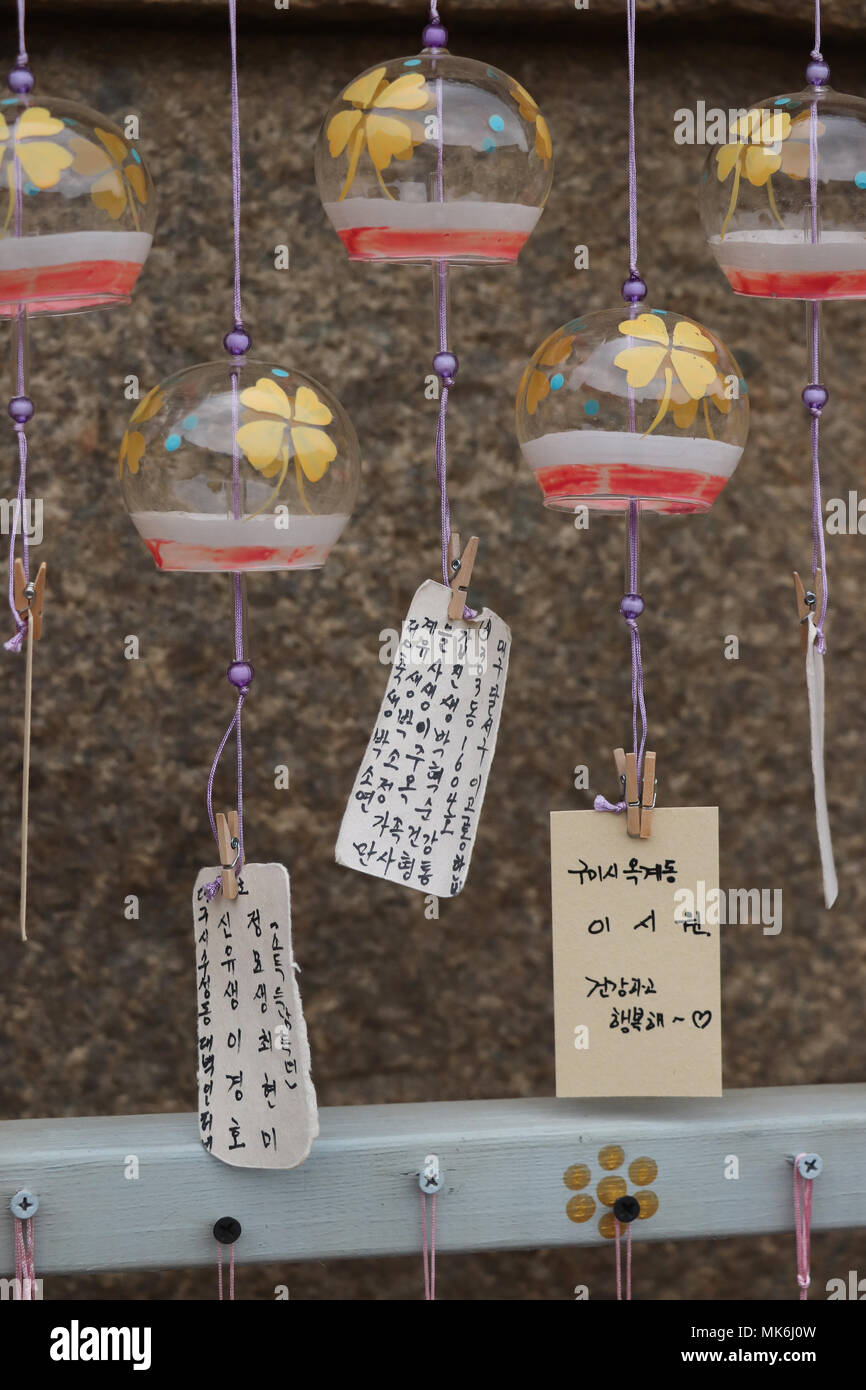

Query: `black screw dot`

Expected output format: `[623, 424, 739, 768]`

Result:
[613, 1194, 641, 1224]
[213, 1216, 242, 1244]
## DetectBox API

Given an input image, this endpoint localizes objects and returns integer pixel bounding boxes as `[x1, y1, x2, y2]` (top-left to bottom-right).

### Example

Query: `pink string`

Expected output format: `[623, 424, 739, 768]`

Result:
[614, 1219, 632, 1300]
[793, 1158, 813, 1300]
[217, 1240, 236, 1300]
[421, 1191, 436, 1300]
[14, 1216, 36, 1299]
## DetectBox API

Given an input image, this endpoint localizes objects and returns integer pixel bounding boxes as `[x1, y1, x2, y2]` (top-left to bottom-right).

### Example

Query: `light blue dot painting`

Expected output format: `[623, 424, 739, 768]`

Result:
[272, 367, 289, 378]
[488, 114, 505, 133]
[482, 137, 496, 153]
[855, 171, 866, 189]
[183, 414, 198, 430]
[550, 373, 564, 391]
[584, 399, 600, 417]
[404, 58, 421, 68]
[165, 434, 181, 452]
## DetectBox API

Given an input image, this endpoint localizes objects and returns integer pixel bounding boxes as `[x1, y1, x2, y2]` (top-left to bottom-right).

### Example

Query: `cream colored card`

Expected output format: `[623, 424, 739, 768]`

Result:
[551, 807, 721, 1097]
[336, 579, 510, 898]
[192, 863, 318, 1169]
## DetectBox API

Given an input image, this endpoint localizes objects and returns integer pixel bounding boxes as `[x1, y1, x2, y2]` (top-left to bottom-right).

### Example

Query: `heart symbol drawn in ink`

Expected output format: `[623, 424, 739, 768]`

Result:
[692, 1010, 712, 1030]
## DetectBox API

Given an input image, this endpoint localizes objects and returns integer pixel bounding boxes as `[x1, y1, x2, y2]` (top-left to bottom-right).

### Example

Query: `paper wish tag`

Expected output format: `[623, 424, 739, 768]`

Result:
[192, 862, 318, 1169]
[551, 807, 721, 1098]
[336, 579, 510, 897]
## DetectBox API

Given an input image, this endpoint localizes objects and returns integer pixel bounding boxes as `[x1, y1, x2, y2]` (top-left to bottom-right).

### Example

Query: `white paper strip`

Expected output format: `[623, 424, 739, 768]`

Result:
[192, 863, 318, 1169]
[805, 620, 838, 909]
[336, 579, 511, 898]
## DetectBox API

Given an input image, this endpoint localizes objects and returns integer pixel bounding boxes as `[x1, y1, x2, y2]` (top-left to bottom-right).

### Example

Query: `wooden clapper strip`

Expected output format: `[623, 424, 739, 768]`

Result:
[13, 559, 46, 942]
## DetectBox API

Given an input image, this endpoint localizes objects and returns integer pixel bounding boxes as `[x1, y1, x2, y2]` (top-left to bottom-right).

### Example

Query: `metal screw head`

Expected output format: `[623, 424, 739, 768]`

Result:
[796, 1153, 823, 1180]
[804, 590, 817, 609]
[418, 1153, 443, 1194]
[23, 582, 35, 601]
[10, 1189, 38, 1218]
[213, 1215, 242, 1244]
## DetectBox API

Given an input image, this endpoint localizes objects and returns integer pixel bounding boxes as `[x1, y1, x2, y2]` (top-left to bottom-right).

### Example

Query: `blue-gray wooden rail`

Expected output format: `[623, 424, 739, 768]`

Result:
[1, 1084, 864, 1273]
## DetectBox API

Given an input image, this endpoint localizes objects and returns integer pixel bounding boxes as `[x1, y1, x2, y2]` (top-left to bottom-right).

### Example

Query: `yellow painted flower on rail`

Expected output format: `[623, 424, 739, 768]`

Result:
[118, 386, 165, 478]
[510, 81, 552, 166]
[327, 67, 429, 200]
[614, 314, 718, 435]
[716, 106, 792, 236]
[236, 377, 336, 515]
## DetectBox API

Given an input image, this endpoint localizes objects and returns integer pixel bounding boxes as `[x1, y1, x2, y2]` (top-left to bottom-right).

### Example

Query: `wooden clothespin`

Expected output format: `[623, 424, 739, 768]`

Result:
[216, 809, 241, 900]
[640, 750, 657, 840]
[613, 746, 656, 838]
[447, 534, 479, 621]
[13, 558, 46, 641]
[793, 570, 822, 654]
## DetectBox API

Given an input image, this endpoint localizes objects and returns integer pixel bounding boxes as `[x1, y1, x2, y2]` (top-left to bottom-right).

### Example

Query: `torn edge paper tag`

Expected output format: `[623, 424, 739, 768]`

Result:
[193, 862, 319, 1169]
[551, 807, 722, 1098]
[336, 579, 511, 898]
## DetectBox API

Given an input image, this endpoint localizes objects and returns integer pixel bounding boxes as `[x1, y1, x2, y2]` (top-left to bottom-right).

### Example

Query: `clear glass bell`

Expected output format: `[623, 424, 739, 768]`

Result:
[516, 307, 749, 515]
[119, 361, 361, 572]
[315, 51, 552, 264]
[699, 88, 866, 299]
[0, 94, 156, 315]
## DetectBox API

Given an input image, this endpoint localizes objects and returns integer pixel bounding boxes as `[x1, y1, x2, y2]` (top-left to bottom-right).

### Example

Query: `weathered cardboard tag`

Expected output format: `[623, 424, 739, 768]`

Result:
[336, 579, 510, 898]
[192, 862, 318, 1169]
[551, 808, 721, 1097]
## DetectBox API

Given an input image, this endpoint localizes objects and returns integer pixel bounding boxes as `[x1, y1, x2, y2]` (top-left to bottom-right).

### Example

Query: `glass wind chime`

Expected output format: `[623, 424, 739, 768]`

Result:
[3, 0, 156, 940]
[316, 2, 552, 899]
[516, 0, 750, 827]
[698, 0, 851, 908]
[119, 0, 359, 1171]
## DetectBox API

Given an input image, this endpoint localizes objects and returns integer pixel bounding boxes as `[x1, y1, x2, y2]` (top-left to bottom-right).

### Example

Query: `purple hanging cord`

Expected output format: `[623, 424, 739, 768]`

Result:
[5, 65, 31, 655]
[204, 0, 251, 899]
[804, 0, 828, 650]
[425, 9, 474, 617]
[596, 0, 649, 815]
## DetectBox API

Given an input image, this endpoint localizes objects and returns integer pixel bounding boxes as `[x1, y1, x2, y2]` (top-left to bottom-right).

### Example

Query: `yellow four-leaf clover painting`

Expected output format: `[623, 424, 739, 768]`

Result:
[715, 105, 823, 238]
[327, 67, 429, 200]
[614, 314, 727, 437]
[0, 105, 148, 237]
[236, 377, 337, 515]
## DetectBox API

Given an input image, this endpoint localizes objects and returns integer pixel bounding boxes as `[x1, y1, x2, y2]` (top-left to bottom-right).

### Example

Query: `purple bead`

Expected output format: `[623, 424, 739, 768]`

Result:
[422, 23, 448, 48]
[619, 593, 645, 620]
[8, 395, 34, 425]
[806, 58, 830, 88]
[433, 350, 458, 385]
[223, 326, 251, 356]
[802, 383, 828, 414]
[7, 67, 34, 95]
[621, 272, 647, 304]
[227, 660, 254, 691]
